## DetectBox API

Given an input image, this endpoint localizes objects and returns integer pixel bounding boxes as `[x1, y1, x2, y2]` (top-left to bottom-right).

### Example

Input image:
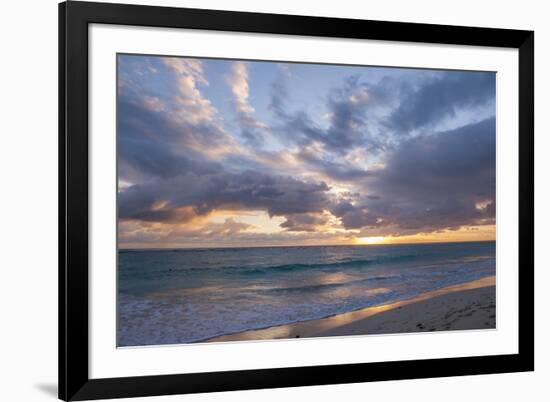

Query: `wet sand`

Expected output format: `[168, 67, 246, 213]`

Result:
[207, 276, 496, 343]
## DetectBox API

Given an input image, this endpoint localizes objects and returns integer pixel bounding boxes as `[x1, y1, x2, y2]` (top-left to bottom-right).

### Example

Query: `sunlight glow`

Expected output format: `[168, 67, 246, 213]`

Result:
[356, 236, 387, 245]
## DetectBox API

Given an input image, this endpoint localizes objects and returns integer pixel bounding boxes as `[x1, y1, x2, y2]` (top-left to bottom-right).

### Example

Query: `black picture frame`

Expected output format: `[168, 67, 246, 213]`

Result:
[59, 1, 534, 400]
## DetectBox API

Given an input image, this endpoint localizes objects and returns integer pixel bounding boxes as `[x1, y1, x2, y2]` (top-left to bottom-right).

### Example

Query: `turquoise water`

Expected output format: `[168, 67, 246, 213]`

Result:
[118, 241, 495, 346]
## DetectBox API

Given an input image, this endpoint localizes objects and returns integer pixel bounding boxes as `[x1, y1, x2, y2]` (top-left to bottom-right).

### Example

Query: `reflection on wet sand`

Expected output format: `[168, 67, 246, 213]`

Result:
[206, 276, 496, 342]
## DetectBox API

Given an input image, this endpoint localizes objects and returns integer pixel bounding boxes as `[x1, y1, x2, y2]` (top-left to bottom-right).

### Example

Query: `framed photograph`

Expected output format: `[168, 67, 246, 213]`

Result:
[59, 1, 534, 400]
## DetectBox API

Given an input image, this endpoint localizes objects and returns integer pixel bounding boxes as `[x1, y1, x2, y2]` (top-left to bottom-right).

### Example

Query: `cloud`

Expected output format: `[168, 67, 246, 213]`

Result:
[268, 72, 290, 120]
[295, 144, 371, 182]
[161, 58, 220, 125]
[226, 62, 254, 116]
[161, 58, 208, 85]
[118, 98, 222, 182]
[333, 117, 496, 233]
[118, 218, 354, 248]
[118, 217, 256, 247]
[226, 61, 267, 144]
[322, 76, 375, 151]
[268, 71, 494, 157]
[388, 71, 495, 134]
[119, 170, 332, 224]
[280, 213, 331, 232]
[330, 201, 380, 229]
[117, 57, 242, 184]
[268, 75, 391, 154]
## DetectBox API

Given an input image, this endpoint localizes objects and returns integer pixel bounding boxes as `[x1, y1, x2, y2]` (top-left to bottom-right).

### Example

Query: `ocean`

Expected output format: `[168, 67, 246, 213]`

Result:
[117, 241, 495, 346]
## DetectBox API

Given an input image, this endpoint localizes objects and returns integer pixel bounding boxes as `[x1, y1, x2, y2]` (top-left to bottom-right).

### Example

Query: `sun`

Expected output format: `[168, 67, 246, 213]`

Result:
[355, 236, 387, 245]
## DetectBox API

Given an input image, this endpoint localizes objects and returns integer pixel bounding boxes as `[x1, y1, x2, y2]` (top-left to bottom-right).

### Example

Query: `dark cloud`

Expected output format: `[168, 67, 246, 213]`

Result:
[330, 201, 380, 229]
[117, 92, 225, 182]
[323, 76, 378, 151]
[334, 117, 496, 233]
[119, 170, 332, 224]
[388, 71, 495, 133]
[280, 213, 330, 232]
[118, 110, 221, 178]
[374, 117, 495, 196]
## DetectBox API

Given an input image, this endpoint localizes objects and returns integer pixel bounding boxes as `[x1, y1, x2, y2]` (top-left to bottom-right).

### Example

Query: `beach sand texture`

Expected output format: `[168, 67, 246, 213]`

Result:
[208, 276, 496, 342]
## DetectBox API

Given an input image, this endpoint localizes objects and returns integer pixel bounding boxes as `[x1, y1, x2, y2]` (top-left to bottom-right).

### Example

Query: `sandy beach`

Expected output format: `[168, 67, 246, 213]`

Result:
[207, 275, 496, 343]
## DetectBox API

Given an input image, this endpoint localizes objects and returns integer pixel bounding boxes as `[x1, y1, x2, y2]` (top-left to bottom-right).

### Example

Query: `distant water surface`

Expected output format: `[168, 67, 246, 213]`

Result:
[118, 241, 495, 346]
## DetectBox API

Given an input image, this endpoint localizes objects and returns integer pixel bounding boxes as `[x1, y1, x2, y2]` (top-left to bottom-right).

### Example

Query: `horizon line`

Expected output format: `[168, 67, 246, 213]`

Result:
[118, 238, 496, 251]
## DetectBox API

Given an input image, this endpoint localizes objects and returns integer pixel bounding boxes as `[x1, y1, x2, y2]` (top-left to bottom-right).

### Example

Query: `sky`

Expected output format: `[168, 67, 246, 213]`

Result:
[117, 54, 496, 249]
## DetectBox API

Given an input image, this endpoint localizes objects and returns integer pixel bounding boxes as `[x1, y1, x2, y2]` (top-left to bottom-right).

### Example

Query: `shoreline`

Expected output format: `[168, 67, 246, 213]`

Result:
[206, 275, 496, 343]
